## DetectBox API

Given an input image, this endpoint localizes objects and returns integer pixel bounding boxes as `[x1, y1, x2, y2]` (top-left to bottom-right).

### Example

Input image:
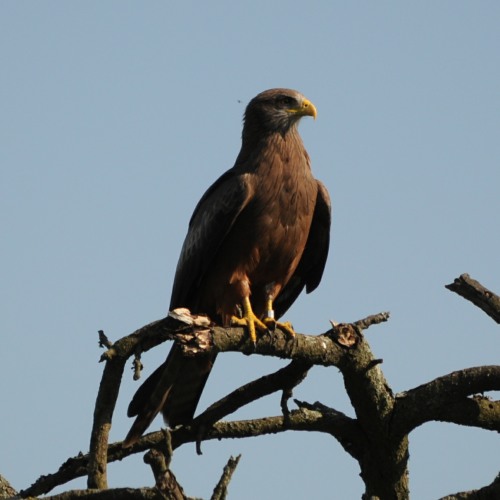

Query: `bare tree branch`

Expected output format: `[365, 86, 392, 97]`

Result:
[144, 446, 186, 500]
[191, 359, 311, 431]
[87, 317, 197, 490]
[210, 455, 241, 500]
[141, 406, 363, 457]
[353, 311, 391, 330]
[293, 400, 365, 460]
[446, 274, 500, 324]
[331, 328, 410, 498]
[19, 405, 361, 498]
[394, 366, 500, 434]
[19, 303, 500, 499]
[42, 487, 173, 499]
[87, 352, 126, 489]
[440, 471, 500, 500]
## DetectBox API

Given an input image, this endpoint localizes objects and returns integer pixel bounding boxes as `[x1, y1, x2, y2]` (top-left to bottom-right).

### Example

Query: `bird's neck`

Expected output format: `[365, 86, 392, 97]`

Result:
[235, 126, 307, 171]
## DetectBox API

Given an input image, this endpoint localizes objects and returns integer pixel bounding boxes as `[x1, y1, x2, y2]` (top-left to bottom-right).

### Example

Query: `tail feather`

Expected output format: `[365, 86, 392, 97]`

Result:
[123, 343, 215, 447]
[162, 352, 216, 427]
[127, 361, 168, 418]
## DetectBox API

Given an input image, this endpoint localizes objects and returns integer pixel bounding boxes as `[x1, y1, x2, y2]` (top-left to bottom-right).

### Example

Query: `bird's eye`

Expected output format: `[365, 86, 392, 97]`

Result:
[276, 96, 295, 107]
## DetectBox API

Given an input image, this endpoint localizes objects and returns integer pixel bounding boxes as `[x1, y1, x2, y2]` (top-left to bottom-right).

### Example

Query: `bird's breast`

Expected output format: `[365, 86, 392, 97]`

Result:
[202, 135, 319, 319]
[230, 161, 317, 284]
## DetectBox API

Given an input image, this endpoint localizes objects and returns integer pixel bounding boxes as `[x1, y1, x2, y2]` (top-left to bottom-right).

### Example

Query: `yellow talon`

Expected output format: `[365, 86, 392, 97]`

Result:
[231, 297, 268, 344]
[231, 296, 296, 343]
[263, 317, 296, 337]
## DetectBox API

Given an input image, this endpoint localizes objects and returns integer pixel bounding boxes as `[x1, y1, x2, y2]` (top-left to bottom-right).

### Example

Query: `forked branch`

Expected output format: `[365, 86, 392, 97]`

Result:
[19, 276, 500, 499]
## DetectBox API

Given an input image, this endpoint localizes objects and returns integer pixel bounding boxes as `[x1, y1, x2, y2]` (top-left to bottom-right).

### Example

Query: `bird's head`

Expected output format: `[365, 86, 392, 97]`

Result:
[243, 88, 317, 136]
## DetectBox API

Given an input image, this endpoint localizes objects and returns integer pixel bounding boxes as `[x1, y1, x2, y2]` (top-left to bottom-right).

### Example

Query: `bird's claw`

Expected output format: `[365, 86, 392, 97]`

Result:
[263, 317, 295, 337]
[231, 297, 295, 344]
[231, 313, 268, 344]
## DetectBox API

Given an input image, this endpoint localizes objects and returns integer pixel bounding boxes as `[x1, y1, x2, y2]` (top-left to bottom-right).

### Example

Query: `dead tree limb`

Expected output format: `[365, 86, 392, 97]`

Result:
[19, 276, 500, 499]
[210, 455, 241, 500]
[446, 273, 500, 324]
[394, 366, 500, 434]
[439, 471, 500, 500]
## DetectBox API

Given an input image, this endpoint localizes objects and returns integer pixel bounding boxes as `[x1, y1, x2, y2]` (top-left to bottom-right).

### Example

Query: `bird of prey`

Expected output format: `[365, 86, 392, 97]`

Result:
[124, 88, 331, 447]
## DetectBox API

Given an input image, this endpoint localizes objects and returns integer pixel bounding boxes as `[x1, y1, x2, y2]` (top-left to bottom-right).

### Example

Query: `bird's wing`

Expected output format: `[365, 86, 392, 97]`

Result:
[169, 167, 253, 311]
[124, 167, 252, 447]
[274, 180, 331, 319]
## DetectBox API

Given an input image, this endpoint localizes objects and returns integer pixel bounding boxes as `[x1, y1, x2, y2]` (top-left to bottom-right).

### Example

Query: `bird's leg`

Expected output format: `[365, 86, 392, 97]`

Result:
[230, 296, 268, 344]
[263, 297, 296, 338]
[264, 297, 275, 325]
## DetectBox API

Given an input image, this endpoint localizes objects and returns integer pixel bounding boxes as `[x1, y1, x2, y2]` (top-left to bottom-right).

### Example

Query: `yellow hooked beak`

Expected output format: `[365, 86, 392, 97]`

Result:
[288, 97, 317, 120]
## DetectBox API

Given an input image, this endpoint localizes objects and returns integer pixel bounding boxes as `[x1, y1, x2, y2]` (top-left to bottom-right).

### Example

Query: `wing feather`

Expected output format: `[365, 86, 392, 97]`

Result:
[274, 180, 331, 318]
[169, 168, 252, 311]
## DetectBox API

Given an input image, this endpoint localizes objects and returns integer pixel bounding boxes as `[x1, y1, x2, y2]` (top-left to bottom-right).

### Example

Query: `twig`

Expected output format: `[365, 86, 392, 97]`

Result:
[354, 311, 390, 330]
[446, 273, 500, 324]
[210, 455, 241, 500]
[98, 330, 113, 349]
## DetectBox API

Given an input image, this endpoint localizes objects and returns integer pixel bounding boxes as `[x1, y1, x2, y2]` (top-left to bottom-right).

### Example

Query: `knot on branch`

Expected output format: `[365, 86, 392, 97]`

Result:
[327, 312, 390, 349]
[328, 322, 360, 347]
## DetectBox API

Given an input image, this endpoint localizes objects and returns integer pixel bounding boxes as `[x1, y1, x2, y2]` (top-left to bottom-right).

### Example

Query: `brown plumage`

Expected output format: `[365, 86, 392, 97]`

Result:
[124, 88, 331, 447]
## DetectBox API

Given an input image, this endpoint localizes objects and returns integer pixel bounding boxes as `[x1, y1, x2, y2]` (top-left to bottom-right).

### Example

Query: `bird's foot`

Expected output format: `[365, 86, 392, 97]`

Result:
[230, 297, 296, 344]
[263, 317, 296, 337]
[231, 312, 268, 345]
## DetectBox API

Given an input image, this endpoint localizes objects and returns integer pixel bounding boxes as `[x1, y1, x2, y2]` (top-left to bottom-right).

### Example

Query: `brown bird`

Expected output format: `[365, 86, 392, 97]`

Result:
[124, 88, 331, 447]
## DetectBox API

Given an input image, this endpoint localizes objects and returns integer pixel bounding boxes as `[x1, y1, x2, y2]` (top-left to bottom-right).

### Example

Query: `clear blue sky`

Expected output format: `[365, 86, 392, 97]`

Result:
[2, 2, 499, 498]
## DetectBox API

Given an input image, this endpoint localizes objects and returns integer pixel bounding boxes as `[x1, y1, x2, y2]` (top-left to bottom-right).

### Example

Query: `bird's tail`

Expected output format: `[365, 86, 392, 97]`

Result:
[123, 343, 216, 447]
